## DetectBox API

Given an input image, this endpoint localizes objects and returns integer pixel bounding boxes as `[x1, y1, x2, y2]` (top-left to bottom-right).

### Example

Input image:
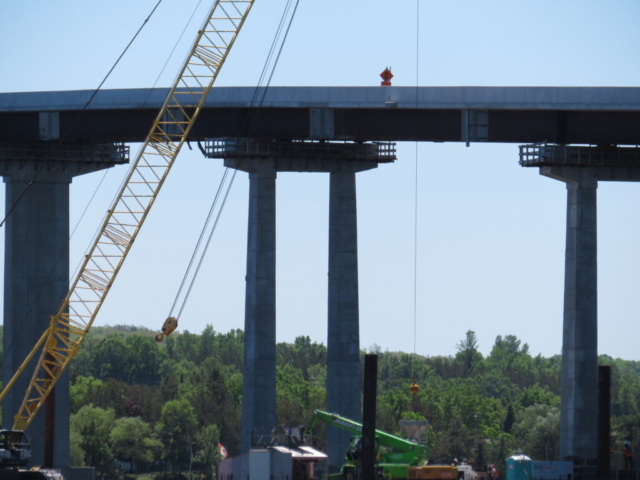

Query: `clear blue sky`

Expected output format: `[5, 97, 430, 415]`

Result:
[1, 0, 639, 360]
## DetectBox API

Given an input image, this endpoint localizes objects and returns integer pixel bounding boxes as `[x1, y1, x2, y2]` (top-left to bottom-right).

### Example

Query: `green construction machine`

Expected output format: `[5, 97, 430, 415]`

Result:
[310, 410, 429, 480]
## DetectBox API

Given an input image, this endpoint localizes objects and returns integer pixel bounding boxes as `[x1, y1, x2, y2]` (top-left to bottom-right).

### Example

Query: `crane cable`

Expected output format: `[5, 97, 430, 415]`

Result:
[411, 0, 421, 402]
[165, 0, 302, 325]
[2, 0, 165, 358]
[142, 0, 206, 107]
[69, 0, 204, 284]
[167, 167, 233, 319]
[4, 0, 165, 448]
[0, 0, 163, 229]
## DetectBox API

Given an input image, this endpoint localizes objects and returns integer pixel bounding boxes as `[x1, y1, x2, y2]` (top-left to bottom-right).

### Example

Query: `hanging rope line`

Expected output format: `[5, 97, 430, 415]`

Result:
[142, 0, 206, 107]
[166, 0, 302, 323]
[0, 0, 163, 229]
[8, 0, 167, 340]
[245, 0, 294, 114]
[168, 168, 232, 317]
[4, 0, 166, 357]
[71, 0, 209, 284]
[70, 0, 224, 290]
[2, 0, 165, 442]
[174, 171, 237, 320]
[71, 0, 206, 283]
[255, 0, 301, 110]
[411, 0, 421, 397]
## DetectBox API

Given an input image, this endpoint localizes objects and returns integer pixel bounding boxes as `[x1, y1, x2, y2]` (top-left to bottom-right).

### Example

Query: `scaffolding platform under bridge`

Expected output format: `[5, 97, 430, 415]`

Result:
[205, 138, 396, 172]
[519, 142, 640, 167]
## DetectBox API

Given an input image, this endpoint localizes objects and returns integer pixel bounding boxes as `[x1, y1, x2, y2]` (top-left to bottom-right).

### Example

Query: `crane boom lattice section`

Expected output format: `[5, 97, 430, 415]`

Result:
[7, 0, 255, 430]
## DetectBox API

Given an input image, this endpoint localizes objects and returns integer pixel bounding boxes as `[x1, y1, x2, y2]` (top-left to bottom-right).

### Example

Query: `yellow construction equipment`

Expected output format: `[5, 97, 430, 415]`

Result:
[0, 0, 255, 456]
[156, 316, 179, 342]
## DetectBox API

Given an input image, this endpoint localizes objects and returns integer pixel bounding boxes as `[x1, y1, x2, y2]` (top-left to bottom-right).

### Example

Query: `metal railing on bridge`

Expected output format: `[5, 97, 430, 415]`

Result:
[520, 142, 640, 167]
[205, 137, 397, 163]
[0, 142, 129, 164]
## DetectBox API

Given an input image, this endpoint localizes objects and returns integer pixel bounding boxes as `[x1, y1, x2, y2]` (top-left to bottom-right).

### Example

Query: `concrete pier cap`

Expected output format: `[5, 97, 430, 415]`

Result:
[207, 137, 396, 173]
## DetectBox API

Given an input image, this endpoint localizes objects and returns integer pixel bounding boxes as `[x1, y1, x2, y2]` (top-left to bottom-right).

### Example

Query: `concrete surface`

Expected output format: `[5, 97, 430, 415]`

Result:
[540, 163, 640, 462]
[2, 166, 72, 468]
[2, 86, 640, 111]
[3, 87, 640, 145]
[326, 165, 363, 473]
[1, 155, 124, 469]
[240, 160, 277, 453]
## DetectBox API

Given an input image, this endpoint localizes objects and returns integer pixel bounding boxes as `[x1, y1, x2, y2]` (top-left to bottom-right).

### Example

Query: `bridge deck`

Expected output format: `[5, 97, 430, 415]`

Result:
[1, 87, 640, 145]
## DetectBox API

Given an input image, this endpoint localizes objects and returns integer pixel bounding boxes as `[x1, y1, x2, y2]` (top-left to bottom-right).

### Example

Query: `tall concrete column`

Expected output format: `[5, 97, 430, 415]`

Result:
[2, 171, 71, 468]
[327, 164, 362, 473]
[1, 142, 127, 471]
[241, 161, 277, 453]
[542, 166, 598, 462]
[561, 178, 598, 461]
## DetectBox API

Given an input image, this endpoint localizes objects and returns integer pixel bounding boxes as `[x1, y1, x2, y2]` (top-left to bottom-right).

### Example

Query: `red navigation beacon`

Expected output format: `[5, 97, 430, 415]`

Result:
[380, 67, 393, 86]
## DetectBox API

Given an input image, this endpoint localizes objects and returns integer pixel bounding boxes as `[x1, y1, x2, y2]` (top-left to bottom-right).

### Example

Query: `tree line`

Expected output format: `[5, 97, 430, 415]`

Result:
[2, 326, 639, 478]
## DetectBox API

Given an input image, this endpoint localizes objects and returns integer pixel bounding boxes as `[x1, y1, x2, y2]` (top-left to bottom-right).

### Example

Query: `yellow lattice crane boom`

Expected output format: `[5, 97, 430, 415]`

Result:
[0, 0, 255, 435]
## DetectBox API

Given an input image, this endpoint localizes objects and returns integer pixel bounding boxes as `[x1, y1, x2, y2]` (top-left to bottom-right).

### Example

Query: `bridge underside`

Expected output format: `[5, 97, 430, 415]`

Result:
[2, 107, 640, 145]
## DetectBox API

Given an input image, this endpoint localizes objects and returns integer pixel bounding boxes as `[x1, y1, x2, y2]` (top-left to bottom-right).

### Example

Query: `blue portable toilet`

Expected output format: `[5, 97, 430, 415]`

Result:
[506, 454, 532, 480]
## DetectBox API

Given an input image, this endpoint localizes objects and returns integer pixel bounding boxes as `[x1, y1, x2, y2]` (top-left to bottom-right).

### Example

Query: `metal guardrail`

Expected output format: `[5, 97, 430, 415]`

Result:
[520, 142, 640, 167]
[205, 138, 397, 162]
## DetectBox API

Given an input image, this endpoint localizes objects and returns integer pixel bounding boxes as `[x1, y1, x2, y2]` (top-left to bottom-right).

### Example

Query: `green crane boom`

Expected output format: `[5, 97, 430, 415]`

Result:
[310, 410, 429, 480]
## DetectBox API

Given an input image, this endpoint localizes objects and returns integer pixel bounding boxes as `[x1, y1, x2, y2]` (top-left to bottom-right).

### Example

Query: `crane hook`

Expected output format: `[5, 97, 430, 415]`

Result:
[155, 316, 178, 342]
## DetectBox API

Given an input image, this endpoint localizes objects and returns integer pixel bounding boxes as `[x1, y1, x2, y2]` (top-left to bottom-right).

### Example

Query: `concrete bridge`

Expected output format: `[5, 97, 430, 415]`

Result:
[1, 86, 639, 472]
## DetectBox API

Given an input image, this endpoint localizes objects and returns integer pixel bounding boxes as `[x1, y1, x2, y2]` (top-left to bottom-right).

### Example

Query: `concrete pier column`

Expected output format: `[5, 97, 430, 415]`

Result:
[327, 164, 362, 473]
[1, 143, 127, 470]
[542, 166, 598, 462]
[2, 172, 72, 468]
[241, 160, 277, 453]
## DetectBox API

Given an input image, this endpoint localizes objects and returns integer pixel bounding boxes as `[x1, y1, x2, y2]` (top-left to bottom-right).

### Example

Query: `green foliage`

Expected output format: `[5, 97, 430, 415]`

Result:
[70, 376, 105, 414]
[455, 330, 485, 376]
[599, 355, 640, 417]
[276, 364, 326, 427]
[71, 333, 166, 384]
[503, 405, 515, 434]
[125, 335, 167, 384]
[86, 324, 159, 340]
[487, 335, 534, 388]
[512, 404, 560, 460]
[277, 336, 326, 382]
[109, 417, 161, 467]
[71, 405, 116, 474]
[70, 429, 85, 467]
[194, 424, 222, 480]
[155, 398, 197, 471]
[471, 373, 519, 406]
[58, 325, 640, 474]
[532, 354, 561, 394]
[518, 385, 560, 409]
[611, 413, 640, 445]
